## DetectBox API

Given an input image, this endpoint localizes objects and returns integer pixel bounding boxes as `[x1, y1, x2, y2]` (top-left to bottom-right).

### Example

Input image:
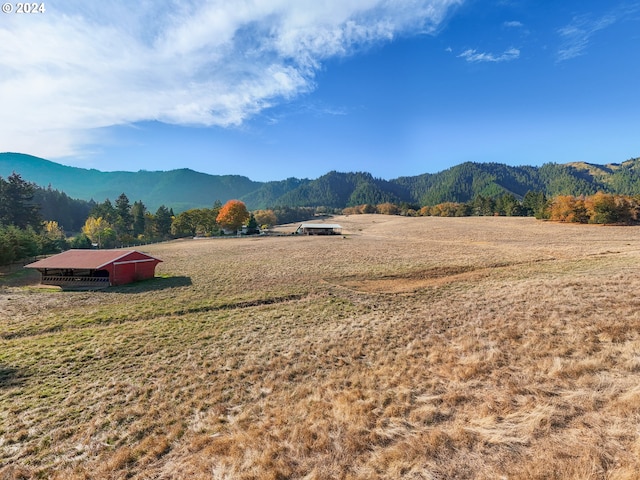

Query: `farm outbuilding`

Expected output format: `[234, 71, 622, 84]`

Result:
[296, 223, 343, 235]
[25, 250, 162, 289]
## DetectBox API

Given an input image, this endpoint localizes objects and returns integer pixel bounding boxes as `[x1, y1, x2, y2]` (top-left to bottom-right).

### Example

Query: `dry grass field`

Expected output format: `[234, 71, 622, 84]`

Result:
[2, 215, 640, 479]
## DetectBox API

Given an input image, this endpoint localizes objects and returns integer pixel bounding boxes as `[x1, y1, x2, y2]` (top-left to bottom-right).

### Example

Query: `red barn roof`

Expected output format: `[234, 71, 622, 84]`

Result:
[25, 249, 162, 269]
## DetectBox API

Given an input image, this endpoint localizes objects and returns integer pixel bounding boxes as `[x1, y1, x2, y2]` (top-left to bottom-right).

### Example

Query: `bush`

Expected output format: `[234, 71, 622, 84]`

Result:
[0, 225, 40, 265]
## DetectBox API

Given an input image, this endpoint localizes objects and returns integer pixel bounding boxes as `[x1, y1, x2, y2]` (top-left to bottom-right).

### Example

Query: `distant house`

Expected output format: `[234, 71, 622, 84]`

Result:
[296, 223, 342, 235]
[25, 250, 162, 289]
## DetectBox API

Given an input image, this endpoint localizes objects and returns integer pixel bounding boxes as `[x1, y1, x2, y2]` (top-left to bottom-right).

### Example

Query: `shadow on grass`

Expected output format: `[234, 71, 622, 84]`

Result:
[0, 365, 24, 389]
[0, 267, 41, 287]
[105, 275, 193, 294]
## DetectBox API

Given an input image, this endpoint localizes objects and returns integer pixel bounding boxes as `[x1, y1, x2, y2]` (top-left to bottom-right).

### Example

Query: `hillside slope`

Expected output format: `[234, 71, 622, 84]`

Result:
[2, 152, 640, 212]
[0, 153, 262, 211]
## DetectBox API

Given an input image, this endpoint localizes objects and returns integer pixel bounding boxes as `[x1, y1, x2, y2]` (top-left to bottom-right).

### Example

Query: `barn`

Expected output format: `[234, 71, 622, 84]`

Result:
[296, 223, 343, 235]
[25, 250, 163, 289]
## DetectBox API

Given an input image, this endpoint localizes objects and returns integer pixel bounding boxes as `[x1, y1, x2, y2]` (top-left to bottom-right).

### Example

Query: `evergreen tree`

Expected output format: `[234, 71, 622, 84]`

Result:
[155, 205, 173, 239]
[115, 193, 133, 238]
[522, 191, 548, 219]
[131, 200, 147, 237]
[40, 221, 68, 254]
[212, 199, 223, 217]
[91, 199, 117, 224]
[0, 173, 42, 229]
[496, 193, 522, 216]
[245, 213, 259, 234]
[69, 232, 92, 249]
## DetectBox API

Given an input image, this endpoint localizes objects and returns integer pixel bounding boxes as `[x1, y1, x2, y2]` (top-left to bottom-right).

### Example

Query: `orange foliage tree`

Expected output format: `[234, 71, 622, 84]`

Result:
[216, 200, 250, 232]
[548, 192, 640, 224]
[430, 202, 461, 217]
[376, 202, 400, 215]
[548, 195, 588, 223]
[583, 192, 638, 224]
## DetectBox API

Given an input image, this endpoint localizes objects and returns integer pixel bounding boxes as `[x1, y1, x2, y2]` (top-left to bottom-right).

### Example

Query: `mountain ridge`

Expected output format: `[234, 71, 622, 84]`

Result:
[2, 152, 640, 212]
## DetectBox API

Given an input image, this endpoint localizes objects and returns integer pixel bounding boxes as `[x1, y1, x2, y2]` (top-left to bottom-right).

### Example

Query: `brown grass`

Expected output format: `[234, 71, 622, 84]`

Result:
[2, 215, 640, 479]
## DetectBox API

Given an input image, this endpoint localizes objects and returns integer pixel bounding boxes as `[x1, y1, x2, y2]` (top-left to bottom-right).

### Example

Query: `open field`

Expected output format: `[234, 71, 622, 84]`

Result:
[2, 215, 640, 479]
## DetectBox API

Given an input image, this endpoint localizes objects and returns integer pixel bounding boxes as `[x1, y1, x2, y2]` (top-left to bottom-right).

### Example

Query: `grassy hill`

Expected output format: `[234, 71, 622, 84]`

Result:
[2, 152, 640, 212]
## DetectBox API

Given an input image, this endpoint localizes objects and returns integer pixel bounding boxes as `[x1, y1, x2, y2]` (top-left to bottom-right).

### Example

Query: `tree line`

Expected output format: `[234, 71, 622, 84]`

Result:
[342, 192, 548, 218]
[4, 170, 639, 266]
[0, 173, 72, 265]
[342, 191, 640, 224]
[80, 199, 322, 247]
[0, 173, 325, 265]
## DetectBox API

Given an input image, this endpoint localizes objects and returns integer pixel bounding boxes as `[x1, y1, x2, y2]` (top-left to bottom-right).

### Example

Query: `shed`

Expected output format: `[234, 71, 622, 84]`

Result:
[296, 223, 342, 235]
[25, 250, 163, 289]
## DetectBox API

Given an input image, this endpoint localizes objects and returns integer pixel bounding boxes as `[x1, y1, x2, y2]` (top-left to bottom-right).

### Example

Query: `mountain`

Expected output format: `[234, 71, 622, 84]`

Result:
[2, 152, 640, 212]
[0, 153, 261, 212]
[272, 171, 407, 208]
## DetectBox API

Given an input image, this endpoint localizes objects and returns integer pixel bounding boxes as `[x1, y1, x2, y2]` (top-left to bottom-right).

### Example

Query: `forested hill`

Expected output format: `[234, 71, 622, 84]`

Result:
[247, 159, 640, 208]
[2, 152, 640, 211]
[0, 153, 261, 212]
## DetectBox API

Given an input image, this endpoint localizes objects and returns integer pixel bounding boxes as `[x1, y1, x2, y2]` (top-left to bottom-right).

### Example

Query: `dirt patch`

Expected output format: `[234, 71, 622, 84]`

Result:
[330, 260, 559, 294]
[332, 265, 491, 294]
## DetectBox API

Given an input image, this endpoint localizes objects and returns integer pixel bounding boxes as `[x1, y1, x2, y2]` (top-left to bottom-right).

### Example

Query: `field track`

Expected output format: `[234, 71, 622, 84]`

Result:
[2, 215, 640, 479]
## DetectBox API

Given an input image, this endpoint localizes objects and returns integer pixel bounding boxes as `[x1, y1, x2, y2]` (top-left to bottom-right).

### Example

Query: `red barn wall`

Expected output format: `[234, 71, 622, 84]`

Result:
[103, 252, 161, 286]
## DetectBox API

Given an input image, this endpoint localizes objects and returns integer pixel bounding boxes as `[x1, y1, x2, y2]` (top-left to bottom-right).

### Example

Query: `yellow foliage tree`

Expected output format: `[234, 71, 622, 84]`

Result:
[342, 206, 360, 215]
[43, 221, 65, 240]
[82, 216, 115, 248]
[253, 209, 277, 228]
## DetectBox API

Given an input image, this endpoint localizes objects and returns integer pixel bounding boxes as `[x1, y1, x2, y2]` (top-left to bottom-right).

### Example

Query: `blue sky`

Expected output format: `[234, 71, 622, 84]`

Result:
[1, 0, 639, 181]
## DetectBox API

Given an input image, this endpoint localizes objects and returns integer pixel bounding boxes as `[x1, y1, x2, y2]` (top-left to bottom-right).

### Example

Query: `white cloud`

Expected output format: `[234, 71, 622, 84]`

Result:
[503, 20, 523, 28]
[0, 0, 463, 159]
[556, 13, 616, 62]
[458, 47, 520, 63]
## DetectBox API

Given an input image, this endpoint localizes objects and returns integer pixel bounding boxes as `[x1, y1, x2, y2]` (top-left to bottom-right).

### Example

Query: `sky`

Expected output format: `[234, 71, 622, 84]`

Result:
[1, 0, 639, 182]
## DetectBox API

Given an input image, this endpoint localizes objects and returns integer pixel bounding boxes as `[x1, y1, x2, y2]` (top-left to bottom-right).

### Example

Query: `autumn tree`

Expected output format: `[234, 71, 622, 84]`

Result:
[360, 204, 377, 214]
[40, 221, 68, 254]
[82, 216, 116, 248]
[430, 202, 460, 217]
[216, 200, 250, 233]
[376, 202, 399, 215]
[548, 195, 588, 223]
[418, 206, 432, 216]
[342, 206, 361, 215]
[253, 209, 277, 228]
